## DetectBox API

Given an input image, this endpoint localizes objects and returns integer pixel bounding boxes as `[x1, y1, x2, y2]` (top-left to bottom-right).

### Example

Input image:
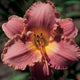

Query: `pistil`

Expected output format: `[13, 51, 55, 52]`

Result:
[33, 33, 49, 75]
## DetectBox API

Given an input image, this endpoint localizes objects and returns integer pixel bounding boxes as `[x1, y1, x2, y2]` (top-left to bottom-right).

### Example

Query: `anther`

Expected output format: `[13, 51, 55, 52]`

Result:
[37, 35, 40, 38]
[37, 40, 39, 43]
[34, 34, 36, 37]
[40, 33, 43, 36]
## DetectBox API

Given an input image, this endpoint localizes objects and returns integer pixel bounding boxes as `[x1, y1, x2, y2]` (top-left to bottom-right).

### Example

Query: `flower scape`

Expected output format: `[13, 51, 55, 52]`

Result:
[1, 1, 80, 80]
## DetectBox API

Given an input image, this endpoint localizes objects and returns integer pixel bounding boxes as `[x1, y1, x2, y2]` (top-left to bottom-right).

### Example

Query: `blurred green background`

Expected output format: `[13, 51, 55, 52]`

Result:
[0, 0, 80, 80]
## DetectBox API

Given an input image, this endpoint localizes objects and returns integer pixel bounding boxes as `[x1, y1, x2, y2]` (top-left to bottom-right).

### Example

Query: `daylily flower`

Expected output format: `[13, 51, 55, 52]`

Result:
[1, 1, 80, 80]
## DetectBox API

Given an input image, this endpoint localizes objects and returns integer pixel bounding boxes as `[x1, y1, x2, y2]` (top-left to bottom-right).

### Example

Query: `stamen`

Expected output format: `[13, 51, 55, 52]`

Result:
[33, 32, 48, 50]
[34, 34, 36, 37]
[40, 47, 49, 75]
[33, 33, 49, 76]
[37, 40, 39, 42]
[37, 35, 40, 38]
[40, 33, 43, 36]
[45, 60, 49, 76]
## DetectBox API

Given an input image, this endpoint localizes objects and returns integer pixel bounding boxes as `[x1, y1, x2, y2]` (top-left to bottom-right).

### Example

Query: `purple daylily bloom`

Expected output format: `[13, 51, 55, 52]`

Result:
[1, 1, 80, 80]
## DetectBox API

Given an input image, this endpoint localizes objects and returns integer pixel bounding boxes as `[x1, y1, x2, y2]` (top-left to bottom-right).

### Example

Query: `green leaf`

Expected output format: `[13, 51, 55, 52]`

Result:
[56, 7, 63, 13]
[51, 76, 55, 80]
[76, 65, 80, 71]
[66, 79, 74, 80]
[65, 1, 80, 5]
[0, 8, 10, 18]
[10, 0, 16, 2]
[77, 73, 80, 75]
[9, 0, 24, 17]
[55, 0, 80, 10]
[35, 0, 45, 2]
[27, 0, 34, 8]
[10, 73, 30, 80]
[62, 11, 80, 18]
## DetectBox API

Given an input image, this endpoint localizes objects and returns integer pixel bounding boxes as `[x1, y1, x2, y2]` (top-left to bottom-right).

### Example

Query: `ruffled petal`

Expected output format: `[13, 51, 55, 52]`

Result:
[30, 62, 54, 80]
[24, 1, 60, 31]
[2, 15, 24, 38]
[59, 18, 78, 38]
[1, 34, 42, 70]
[45, 39, 80, 69]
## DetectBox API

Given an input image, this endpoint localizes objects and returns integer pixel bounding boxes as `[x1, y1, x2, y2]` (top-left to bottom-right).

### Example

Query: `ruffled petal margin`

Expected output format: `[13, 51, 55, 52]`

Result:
[30, 62, 54, 80]
[24, 1, 60, 31]
[1, 34, 42, 70]
[59, 18, 78, 38]
[45, 38, 80, 69]
[2, 15, 24, 38]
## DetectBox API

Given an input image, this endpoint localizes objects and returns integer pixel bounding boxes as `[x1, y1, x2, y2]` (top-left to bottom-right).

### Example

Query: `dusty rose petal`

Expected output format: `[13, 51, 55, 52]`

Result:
[2, 15, 24, 38]
[59, 18, 78, 38]
[24, 1, 60, 31]
[30, 62, 54, 80]
[1, 34, 42, 70]
[45, 39, 80, 69]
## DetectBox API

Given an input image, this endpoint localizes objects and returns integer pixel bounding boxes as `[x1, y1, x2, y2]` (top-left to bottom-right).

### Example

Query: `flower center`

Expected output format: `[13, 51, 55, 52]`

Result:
[33, 33, 47, 49]
[33, 33, 49, 75]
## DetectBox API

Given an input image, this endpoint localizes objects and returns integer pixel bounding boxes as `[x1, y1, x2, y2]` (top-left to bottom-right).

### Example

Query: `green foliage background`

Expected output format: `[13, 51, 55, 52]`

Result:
[0, 0, 80, 80]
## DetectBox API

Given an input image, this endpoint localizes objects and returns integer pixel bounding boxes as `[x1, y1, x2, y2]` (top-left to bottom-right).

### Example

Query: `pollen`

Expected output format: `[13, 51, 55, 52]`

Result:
[33, 33, 47, 49]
